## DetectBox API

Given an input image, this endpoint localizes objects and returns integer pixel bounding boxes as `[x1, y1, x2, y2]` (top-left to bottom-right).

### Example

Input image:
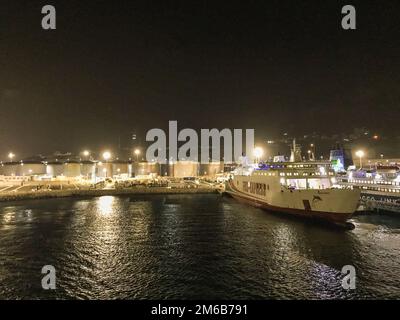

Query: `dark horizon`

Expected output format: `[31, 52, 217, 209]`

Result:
[1, 1, 400, 157]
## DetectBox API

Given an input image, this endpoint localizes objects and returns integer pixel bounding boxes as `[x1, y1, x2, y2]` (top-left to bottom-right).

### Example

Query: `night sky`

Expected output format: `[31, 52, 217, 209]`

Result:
[1, 1, 400, 158]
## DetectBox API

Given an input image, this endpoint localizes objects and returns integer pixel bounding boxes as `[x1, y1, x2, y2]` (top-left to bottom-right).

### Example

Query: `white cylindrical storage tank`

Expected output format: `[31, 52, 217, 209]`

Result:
[96, 162, 113, 178]
[112, 161, 129, 177]
[46, 162, 64, 177]
[200, 162, 224, 177]
[63, 162, 81, 177]
[133, 162, 160, 176]
[80, 161, 96, 179]
[18, 162, 46, 176]
[172, 161, 199, 178]
[1, 163, 20, 176]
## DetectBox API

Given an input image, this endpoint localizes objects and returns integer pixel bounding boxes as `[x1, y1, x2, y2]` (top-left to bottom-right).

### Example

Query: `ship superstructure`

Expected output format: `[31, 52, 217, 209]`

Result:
[226, 142, 360, 226]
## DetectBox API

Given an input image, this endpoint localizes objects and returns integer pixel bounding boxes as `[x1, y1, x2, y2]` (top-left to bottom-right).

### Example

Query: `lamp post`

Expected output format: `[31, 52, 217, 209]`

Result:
[134, 149, 141, 162]
[102, 151, 111, 161]
[355, 150, 364, 169]
[102, 151, 111, 178]
[253, 147, 263, 164]
[310, 143, 316, 160]
[8, 152, 15, 162]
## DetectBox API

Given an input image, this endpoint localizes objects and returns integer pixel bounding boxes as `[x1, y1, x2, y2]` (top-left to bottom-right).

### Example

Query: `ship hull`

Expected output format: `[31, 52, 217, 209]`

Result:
[359, 190, 400, 214]
[226, 180, 359, 226]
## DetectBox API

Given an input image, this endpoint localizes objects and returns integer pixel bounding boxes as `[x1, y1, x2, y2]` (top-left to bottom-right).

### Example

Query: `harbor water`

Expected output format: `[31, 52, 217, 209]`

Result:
[0, 194, 399, 299]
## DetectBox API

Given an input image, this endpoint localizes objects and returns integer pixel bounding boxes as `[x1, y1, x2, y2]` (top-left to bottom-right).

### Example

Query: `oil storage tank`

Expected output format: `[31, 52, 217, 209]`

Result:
[199, 162, 224, 177]
[80, 161, 96, 180]
[1, 162, 20, 176]
[112, 160, 130, 178]
[18, 161, 46, 176]
[46, 161, 65, 177]
[133, 161, 160, 177]
[172, 161, 199, 178]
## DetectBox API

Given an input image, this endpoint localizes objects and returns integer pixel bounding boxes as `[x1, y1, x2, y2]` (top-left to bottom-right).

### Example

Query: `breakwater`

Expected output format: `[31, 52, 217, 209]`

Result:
[0, 187, 218, 203]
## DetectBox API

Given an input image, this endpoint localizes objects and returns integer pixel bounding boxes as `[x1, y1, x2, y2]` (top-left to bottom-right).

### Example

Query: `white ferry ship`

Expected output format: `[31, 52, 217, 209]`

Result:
[336, 165, 400, 214]
[225, 142, 360, 226]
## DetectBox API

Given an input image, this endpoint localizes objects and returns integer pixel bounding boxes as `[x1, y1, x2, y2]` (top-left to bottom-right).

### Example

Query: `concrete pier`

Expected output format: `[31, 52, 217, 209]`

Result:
[0, 187, 218, 203]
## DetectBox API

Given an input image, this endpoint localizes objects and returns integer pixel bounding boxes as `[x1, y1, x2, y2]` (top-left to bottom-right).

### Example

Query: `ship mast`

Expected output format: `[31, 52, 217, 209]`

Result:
[290, 139, 302, 162]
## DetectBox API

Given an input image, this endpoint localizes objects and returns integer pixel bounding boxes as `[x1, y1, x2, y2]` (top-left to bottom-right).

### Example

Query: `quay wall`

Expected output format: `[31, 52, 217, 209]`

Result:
[0, 187, 218, 203]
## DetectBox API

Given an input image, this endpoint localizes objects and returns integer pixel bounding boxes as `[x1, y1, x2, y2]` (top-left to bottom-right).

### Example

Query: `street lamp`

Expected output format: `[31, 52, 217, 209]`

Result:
[8, 152, 15, 162]
[102, 151, 111, 161]
[83, 150, 90, 157]
[134, 149, 141, 162]
[355, 150, 364, 169]
[253, 147, 263, 163]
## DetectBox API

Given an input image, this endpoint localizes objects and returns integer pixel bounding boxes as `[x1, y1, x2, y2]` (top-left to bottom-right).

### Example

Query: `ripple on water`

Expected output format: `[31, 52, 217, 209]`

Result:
[0, 195, 399, 299]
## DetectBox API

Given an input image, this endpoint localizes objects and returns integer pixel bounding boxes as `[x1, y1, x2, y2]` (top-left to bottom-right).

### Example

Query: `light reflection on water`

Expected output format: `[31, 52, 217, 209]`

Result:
[0, 194, 399, 299]
[97, 196, 115, 217]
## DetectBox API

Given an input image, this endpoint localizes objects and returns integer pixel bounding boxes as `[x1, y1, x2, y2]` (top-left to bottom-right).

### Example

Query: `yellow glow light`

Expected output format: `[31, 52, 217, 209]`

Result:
[355, 150, 364, 158]
[253, 147, 263, 159]
[102, 151, 111, 161]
